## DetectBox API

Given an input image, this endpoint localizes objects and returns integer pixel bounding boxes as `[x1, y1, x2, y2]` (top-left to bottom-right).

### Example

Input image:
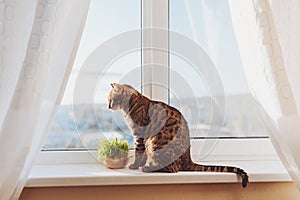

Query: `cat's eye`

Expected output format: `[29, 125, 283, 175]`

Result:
[112, 84, 121, 93]
[114, 87, 120, 92]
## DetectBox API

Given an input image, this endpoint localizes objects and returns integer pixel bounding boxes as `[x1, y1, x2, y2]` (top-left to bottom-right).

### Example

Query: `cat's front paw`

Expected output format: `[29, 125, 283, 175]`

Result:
[129, 163, 139, 170]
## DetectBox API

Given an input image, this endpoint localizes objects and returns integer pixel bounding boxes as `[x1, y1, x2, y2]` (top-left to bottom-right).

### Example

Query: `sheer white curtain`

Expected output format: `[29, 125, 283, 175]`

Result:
[228, 0, 300, 190]
[0, 0, 90, 199]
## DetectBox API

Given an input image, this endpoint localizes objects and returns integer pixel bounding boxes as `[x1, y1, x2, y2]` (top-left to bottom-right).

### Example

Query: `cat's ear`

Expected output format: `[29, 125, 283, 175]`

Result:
[111, 83, 122, 92]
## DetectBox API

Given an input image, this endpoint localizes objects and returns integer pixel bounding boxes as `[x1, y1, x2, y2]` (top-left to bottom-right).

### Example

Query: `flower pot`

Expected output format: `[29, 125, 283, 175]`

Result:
[103, 157, 129, 169]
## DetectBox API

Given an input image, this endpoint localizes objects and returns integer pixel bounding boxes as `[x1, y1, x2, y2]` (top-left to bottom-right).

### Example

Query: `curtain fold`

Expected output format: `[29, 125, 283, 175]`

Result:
[228, 0, 300, 190]
[0, 0, 90, 199]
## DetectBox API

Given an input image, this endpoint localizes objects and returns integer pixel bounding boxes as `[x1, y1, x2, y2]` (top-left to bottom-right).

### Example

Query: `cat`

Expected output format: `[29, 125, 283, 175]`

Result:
[108, 83, 249, 187]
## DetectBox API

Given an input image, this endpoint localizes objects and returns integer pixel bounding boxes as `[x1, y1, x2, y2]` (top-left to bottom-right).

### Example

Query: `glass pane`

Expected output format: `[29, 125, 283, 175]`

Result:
[43, 0, 141, 150]
[169, 0, 267, 138]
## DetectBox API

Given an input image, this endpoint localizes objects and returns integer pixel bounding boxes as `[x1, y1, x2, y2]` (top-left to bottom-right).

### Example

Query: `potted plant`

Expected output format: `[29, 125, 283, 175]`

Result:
[98, 138, 129, 169]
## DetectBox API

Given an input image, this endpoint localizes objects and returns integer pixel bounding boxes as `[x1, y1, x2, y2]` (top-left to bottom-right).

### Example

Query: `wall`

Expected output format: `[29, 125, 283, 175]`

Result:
[20, 182, 300, 200]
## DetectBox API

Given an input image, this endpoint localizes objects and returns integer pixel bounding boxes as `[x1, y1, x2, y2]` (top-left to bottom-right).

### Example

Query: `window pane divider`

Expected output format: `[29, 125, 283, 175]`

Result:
[142, 0, 169, 103]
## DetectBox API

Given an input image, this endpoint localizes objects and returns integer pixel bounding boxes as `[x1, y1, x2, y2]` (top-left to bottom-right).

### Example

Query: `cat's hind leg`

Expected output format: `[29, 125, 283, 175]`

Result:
[141, 163, 180, 173]
[141, 156, 182, 173]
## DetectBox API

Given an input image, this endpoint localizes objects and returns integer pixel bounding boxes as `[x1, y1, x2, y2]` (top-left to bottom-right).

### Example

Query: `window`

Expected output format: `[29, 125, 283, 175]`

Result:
[43, 0, 141, 150]
[169, 0, 268, 140]
[42, 0, 270, 162]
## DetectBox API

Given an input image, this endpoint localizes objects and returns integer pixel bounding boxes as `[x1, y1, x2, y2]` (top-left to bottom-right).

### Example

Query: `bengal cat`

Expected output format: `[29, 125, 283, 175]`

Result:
[108, 83, 249, 187]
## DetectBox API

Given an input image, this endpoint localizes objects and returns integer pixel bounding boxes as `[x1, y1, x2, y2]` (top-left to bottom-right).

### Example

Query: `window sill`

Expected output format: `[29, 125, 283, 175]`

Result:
[26, 159, 291, 187]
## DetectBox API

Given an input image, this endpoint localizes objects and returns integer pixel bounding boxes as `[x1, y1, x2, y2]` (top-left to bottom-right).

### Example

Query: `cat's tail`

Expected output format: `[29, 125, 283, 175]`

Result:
[185, 163, 249, 188]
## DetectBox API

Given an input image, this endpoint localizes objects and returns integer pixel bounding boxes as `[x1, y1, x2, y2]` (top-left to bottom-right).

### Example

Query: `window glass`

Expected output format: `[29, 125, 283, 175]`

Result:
[43, 0, 141, 150]
[169, 0, 267, 138]
[44, 0, 268, 152]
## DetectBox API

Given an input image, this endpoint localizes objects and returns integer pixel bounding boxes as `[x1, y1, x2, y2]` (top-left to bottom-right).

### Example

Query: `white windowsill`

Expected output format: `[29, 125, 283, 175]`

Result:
[26, 159, 291, 187]
[27, 139, 291, 187]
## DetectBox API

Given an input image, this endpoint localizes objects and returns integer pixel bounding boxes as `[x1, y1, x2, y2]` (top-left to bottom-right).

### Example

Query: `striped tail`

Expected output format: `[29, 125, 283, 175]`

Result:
[187, 163, 249, 188]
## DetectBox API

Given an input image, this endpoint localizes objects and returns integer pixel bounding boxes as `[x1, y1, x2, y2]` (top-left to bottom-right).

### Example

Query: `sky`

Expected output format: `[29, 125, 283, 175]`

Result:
[61, 0, 250, 105]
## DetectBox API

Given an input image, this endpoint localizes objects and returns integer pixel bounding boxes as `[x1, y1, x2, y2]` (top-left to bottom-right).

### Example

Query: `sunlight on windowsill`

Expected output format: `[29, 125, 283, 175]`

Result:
[26, 159, 291, 187]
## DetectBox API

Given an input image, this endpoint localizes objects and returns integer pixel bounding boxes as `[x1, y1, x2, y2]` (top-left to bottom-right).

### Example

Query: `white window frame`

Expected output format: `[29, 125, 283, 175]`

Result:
[36, 138, 278, 165]
[36, 0, 278, 166]
[142, 0, 169, 102]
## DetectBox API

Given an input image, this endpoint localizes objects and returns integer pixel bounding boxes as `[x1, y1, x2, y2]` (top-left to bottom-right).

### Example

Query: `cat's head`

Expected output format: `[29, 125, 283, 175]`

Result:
[108, 83, 138, 110]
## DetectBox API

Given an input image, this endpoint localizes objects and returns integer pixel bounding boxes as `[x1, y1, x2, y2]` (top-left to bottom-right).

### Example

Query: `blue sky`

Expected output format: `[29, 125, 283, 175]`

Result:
[61, 0, 249, 105]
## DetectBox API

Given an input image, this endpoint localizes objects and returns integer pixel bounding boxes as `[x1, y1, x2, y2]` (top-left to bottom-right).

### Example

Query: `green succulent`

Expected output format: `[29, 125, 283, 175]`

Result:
[98, 138, 129, 160]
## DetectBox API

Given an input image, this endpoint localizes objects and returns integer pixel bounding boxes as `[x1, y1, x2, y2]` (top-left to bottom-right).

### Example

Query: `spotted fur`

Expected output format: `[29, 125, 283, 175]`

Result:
[108, 83, 249, 188]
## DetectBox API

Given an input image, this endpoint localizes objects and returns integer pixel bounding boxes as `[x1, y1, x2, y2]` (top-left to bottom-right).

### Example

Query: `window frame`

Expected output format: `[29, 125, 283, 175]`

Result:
[36, 0, 277, 166]
[36, 138, 278, 165]
[141, 0, 169, 102]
